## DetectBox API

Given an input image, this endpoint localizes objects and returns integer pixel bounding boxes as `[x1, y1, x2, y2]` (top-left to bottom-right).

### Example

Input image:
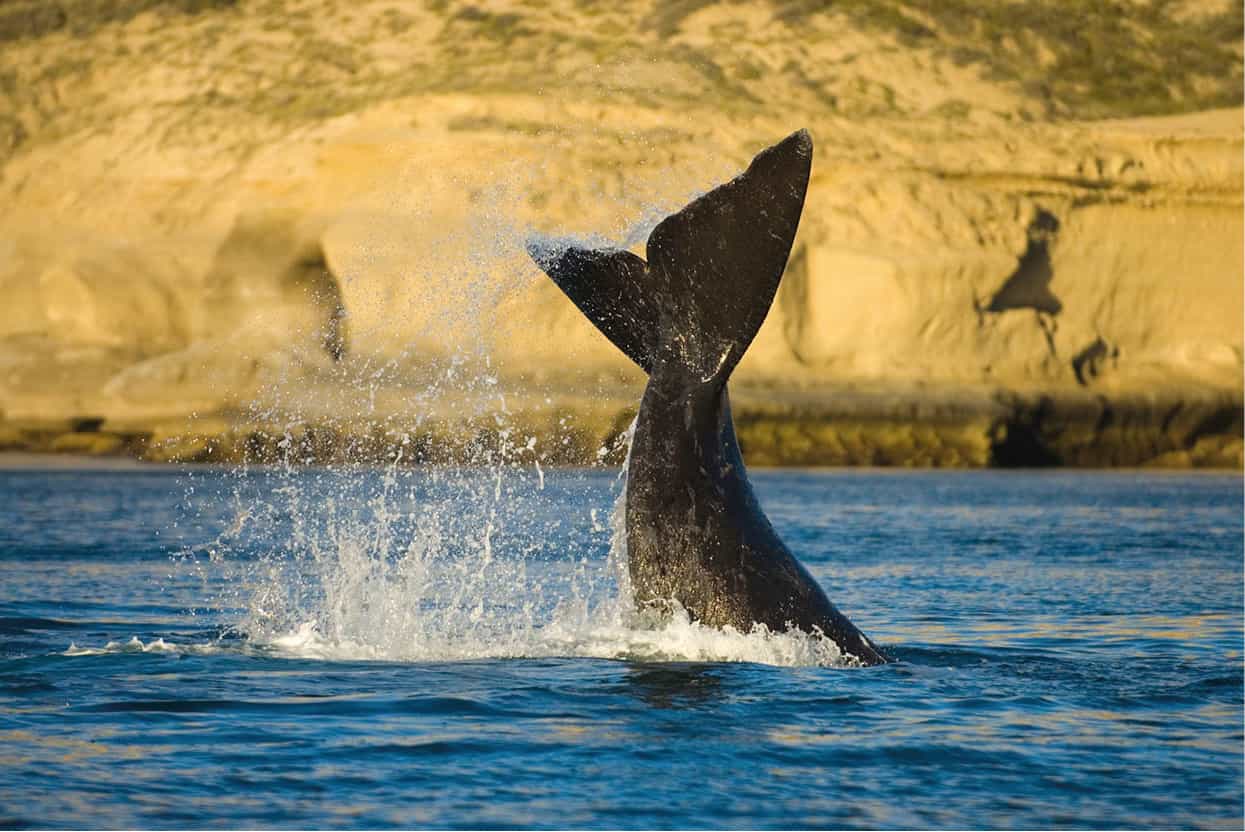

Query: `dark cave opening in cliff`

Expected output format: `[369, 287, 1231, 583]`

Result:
[286, 248, 348, 363]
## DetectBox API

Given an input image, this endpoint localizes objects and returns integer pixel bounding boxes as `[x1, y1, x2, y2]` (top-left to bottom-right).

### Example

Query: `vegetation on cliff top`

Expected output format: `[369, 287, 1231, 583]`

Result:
[776, 0, 1244, 119]
[0, 0, 1241, 164]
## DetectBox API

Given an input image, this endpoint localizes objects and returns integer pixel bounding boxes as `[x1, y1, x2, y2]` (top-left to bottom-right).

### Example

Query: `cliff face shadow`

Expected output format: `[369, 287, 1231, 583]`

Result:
[1071, 336, 1117, 386]
[285, 249, 348, 362]
[986, 209, 1062, 315]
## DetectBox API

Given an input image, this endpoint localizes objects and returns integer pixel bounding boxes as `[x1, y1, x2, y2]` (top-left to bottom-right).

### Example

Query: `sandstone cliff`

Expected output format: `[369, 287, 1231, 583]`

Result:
[0, 0, 1241, 466]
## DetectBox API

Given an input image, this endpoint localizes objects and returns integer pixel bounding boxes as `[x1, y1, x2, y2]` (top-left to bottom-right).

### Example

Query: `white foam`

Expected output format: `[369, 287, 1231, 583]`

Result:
[251, 606, 858, 667]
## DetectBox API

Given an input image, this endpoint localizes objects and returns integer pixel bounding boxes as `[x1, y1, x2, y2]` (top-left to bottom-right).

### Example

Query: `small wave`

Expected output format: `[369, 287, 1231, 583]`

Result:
[0, 616, 77, 634]
[63, 636, 225, 657]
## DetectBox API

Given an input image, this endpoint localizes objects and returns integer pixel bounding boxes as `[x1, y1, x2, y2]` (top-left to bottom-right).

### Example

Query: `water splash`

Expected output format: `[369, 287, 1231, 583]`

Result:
[176, 443, 859, 668]
[168, 152, 861, 669]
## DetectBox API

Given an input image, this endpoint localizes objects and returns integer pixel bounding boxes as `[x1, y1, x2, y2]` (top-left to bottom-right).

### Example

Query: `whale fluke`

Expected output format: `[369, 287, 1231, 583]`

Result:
[528, 129, 811, 382]
[526, 129, 886, 666]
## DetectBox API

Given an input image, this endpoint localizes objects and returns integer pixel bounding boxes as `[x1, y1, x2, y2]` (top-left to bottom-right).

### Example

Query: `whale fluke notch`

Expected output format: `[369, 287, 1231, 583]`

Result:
[527, 128, 812, 384]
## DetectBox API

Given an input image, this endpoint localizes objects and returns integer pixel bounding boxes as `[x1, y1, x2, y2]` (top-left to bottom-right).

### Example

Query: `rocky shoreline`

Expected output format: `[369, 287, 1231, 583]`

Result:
[3, 385, 1239, 469]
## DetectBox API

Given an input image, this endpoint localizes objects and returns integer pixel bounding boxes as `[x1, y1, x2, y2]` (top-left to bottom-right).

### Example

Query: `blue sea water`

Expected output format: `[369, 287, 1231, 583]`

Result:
[0, 463, 1241, 829]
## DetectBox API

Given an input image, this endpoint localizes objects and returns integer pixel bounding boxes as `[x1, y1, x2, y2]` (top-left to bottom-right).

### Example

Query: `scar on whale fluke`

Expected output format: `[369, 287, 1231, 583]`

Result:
[526, 130, 887, 666]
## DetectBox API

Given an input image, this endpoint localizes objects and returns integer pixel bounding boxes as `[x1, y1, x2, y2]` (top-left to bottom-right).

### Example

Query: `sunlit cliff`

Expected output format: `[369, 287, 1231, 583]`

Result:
[0, 0, 1241, 465]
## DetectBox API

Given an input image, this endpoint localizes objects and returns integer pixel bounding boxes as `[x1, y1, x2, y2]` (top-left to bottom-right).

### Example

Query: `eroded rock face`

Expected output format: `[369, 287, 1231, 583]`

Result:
[200, 214, 348, 360]
[0, 1, 1240, 465]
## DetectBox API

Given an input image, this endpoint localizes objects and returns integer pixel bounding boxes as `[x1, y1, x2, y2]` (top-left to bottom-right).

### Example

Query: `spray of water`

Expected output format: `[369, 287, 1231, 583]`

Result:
[169, 139, 858, 669]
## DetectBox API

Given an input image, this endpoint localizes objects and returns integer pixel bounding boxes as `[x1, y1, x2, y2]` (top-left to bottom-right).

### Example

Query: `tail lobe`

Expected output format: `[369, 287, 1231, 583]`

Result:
[525, 240, 658, 373]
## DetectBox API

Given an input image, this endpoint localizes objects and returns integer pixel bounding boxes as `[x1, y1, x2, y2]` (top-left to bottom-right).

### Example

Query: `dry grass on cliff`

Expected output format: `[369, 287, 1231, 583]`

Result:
[0, 0, 1241, 165]
[795, 0, 1244, 119]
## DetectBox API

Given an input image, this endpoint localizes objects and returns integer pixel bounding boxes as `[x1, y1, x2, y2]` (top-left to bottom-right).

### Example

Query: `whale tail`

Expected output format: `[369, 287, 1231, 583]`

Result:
[526, 129, 812, 384]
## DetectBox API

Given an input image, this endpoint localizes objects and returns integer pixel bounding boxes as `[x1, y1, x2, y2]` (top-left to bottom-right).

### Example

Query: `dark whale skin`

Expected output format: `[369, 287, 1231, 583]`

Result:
[628, 381, 886, 664]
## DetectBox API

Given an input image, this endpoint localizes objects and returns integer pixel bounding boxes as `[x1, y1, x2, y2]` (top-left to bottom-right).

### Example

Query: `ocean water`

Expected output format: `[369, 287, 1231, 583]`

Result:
[0, 463, 1240, 829]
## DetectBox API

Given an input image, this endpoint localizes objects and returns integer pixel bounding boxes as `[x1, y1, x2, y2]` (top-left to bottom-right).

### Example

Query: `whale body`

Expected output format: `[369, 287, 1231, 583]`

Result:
[527, 130, 886, 666]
